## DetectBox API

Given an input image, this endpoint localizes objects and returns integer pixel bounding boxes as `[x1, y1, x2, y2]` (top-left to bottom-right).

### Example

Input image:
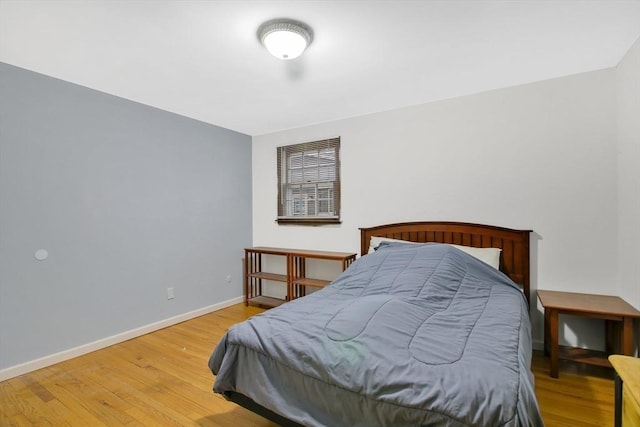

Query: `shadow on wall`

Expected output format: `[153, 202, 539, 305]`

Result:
[530, 231, 606, 353]
[530, 231, 543, 351]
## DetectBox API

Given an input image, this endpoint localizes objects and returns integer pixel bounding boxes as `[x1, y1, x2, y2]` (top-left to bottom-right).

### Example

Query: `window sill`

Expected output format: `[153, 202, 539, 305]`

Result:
[276, 218, 342, 226]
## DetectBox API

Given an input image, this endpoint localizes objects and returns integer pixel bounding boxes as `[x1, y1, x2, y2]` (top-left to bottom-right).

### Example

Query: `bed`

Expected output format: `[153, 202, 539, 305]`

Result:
[209, 221, 544, 426]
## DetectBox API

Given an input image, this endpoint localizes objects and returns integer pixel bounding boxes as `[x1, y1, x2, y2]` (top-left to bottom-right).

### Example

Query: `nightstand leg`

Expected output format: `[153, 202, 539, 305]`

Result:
[549, 309, 559, 378]
[544, 308, 550, 356]
[622, 316, 633, 355]
[605, 320, 613, 354]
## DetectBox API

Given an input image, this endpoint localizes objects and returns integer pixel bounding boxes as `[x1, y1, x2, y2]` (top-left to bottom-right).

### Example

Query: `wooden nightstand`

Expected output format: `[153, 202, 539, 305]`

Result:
[537, 290, 640, 378]
[609, 355, 640, 427]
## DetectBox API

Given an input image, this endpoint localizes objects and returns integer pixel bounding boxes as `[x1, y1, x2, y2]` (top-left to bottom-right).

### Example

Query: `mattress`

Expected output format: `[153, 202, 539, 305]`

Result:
[209, 242, 544, 427]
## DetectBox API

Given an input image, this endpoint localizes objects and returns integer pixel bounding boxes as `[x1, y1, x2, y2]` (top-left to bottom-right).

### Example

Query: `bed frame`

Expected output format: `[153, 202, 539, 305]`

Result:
[222, 221, 532, 426]
[360, 221, 532, 305]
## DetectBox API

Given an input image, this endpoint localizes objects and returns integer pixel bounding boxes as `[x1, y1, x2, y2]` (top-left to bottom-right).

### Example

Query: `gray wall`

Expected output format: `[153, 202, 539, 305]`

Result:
[0, 63, 252, 369]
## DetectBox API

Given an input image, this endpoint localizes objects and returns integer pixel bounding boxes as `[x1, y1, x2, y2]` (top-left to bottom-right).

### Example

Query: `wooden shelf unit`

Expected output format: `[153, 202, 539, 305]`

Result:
[244, 247, 356, 308]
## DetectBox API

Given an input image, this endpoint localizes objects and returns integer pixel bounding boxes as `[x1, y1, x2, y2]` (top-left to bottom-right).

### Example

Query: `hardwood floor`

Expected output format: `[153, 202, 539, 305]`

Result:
[531, 349, 614, 426]
[1, 304, 616, 426]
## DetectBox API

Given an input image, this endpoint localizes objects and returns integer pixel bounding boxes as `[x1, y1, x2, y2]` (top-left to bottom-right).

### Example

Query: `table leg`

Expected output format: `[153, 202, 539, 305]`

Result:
[549, 309, 559, 378]
[614, 372, 622, 427]
[286, 255, 293, 301]
[244, 253, 249, 306]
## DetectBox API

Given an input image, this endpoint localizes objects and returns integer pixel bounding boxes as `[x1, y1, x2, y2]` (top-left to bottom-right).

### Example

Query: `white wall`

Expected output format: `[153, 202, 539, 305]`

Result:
[253, 68, 619, 350]
[616, 37, 640, 312]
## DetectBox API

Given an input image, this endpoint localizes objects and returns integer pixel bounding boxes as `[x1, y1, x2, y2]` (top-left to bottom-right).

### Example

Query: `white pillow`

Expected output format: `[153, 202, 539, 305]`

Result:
[449, 244, 501, 270]
[368, 237, 501, 269]
[367, 236, 419, 254]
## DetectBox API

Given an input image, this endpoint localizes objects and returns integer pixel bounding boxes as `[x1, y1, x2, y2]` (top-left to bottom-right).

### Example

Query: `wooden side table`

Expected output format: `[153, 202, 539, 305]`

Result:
[609, 355, 640, 427]
[537, 290, 640, 378]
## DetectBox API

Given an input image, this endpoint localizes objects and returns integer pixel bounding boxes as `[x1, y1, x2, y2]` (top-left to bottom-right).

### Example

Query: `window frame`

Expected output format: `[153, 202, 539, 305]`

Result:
[276, 137, 341, 225]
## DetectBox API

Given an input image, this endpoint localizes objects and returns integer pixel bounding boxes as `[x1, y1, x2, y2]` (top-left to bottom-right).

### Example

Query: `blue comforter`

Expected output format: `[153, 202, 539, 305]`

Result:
[210, 243, 544, 426]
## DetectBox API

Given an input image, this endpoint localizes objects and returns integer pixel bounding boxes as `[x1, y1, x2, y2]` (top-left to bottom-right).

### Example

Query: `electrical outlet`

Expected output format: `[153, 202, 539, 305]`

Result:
[167, 287, 175, 300]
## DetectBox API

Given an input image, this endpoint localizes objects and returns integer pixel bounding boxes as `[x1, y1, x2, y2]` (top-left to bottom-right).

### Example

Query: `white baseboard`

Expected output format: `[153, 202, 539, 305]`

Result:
[0, 296, 244, 382]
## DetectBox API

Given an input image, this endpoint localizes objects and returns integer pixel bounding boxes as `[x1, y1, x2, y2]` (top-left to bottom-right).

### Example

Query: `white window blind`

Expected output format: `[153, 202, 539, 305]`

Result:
[277, 137, 341, 224]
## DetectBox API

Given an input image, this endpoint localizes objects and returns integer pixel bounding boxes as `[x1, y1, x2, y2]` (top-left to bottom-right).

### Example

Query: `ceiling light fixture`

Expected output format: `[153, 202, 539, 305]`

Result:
[257, 18, 313, 60]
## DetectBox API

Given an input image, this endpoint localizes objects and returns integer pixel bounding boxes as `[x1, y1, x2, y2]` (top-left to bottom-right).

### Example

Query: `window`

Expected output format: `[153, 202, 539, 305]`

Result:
[277, 137, 340, 225]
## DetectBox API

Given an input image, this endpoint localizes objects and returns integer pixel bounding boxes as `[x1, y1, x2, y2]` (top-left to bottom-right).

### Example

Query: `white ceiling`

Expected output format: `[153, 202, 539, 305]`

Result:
[1, 1, 639, 136]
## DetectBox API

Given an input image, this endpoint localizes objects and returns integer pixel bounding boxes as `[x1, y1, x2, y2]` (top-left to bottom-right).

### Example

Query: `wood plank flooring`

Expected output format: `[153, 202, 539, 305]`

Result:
[1, 304, 616, 426]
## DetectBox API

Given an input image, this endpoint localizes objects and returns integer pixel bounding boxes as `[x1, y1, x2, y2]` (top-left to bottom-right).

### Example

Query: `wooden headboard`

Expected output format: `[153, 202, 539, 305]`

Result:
[359, 222, 532, 305]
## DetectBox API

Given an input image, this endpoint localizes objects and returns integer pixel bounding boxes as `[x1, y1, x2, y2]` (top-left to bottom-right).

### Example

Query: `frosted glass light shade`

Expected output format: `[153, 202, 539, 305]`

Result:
[258, 19, 313, 60]
[263, 31, 307, 60]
